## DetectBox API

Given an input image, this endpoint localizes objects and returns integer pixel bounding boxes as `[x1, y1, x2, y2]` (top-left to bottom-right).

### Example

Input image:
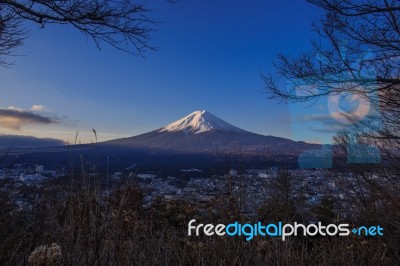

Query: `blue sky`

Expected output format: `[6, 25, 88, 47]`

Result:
[0, 0, 323, 143]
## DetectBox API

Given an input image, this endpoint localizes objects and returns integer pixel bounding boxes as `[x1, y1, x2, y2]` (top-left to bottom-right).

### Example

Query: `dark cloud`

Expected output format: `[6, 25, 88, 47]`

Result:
[0, 108, 58, 130]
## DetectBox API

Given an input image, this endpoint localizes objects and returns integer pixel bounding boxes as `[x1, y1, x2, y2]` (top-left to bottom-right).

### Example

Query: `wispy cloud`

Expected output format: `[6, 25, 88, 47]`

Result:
[300, 114, 333, 122]
[0, 107, 58, 130]
[7, 106, 24, 111]
[311, 124, 347, 133]
[297, 114, 347, 134]
[30, 104, 47, 112]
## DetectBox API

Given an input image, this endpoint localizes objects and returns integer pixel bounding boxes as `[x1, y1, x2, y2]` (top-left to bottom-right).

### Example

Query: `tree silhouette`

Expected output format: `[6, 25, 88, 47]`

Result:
[264, 0, 400, 165]
[264, 0, 400, 232]
[0, 0, 166, 66]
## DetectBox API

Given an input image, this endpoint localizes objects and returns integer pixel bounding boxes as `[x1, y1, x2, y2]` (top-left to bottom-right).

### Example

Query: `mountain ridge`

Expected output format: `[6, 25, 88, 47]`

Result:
[0, 135, 65, 148]
[102, 110, 320, 154]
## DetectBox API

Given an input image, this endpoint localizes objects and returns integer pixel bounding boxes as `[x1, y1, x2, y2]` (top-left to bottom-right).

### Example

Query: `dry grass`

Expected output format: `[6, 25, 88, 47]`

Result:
[0, 177, 399, 266]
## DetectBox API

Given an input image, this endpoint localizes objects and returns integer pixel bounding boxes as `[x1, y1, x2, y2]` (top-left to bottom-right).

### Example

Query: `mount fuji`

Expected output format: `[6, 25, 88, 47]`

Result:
[159, 110, 246, 135]
[102, 110, 319, 155]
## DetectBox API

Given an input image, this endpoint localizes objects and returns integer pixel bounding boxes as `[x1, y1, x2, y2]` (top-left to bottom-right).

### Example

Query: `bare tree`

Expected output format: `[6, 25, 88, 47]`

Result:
[264, 0, 400, 164]
[264, 0, 400, 234]
[265, 0, 400, 98]
[0, 0, 163, 66]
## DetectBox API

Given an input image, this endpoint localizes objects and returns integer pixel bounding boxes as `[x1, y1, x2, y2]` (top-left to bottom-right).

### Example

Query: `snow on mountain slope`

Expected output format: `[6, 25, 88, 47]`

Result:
[101, 110, 320, 155]
[159, 110, 246, 134]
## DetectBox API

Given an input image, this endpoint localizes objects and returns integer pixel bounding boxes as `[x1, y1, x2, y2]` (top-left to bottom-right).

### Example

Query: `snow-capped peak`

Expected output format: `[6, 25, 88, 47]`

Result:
[159, 110, 246, 134]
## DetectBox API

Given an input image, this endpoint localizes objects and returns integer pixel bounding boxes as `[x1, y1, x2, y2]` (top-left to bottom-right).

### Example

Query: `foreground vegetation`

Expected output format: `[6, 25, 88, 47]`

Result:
[0, 169, 399, 266]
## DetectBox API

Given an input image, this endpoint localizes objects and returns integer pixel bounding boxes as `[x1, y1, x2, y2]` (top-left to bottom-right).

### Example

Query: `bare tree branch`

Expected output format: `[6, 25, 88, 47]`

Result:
[264, 0, 400, 228]
[0, 0, 160, 66]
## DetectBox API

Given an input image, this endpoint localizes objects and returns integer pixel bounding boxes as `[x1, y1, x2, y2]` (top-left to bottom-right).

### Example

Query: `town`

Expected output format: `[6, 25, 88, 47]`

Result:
[1, 162, 365, 221]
